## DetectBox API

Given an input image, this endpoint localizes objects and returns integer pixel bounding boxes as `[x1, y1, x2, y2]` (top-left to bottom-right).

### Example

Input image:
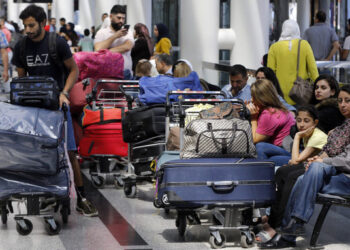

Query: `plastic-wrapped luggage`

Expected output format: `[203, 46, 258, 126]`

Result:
[0, 102, 65, 175]
[156, 158, 275, 208]
[122, 104, 166, 143]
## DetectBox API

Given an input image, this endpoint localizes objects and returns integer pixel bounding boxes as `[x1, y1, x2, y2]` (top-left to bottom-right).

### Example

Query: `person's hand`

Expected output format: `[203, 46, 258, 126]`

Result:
[245, 101, 259, 120]
[328, 129, 334, 136]
[2, 70, 8, 83]
[114, 28, 128, 39]
[305, 155, 323, 171]
[59, 93, 70, 108]
[296, 126, 315, 138]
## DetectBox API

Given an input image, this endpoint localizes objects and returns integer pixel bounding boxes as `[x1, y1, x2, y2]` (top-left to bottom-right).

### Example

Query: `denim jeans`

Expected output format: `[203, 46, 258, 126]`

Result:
[256, 142, 291, 166]
[281, 162, 350, 242]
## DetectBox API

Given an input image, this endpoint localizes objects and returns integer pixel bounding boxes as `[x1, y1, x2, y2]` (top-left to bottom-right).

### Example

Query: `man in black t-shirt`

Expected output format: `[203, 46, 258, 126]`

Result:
[12, 5, 98, 217]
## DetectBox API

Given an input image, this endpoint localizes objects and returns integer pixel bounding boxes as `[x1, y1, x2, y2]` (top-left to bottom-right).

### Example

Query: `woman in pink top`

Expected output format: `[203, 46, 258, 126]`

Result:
[247, 79, 295, 166]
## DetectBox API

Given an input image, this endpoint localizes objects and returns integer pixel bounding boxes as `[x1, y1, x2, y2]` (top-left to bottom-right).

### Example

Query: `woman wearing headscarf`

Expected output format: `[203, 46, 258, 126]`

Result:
[153, 23, 172, 55]
[62, 22, 79, 48]
[267, 19, 319, 105]
[131, 23, 153, 72]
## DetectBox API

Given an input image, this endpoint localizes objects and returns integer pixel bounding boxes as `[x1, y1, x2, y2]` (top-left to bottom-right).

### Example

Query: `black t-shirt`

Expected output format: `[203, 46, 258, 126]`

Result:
[12, 32, 72, 90]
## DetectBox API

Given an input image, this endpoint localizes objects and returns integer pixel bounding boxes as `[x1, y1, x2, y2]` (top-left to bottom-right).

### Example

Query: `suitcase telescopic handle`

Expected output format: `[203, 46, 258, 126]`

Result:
[91, 80, 139, 102]
[207, 181, 238, 193]
[119, 84, 139, 110]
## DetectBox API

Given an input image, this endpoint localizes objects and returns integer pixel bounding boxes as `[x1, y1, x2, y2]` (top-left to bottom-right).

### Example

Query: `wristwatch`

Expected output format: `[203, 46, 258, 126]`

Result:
[61, 90, 70, 99]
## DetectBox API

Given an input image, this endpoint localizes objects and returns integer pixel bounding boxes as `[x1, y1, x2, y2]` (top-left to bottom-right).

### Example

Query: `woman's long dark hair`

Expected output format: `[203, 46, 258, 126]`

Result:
[155, 23, 170, 42]
[310, 74, 339, 104]
[134, 23, 153, 56]
[255, 67, 284, 98]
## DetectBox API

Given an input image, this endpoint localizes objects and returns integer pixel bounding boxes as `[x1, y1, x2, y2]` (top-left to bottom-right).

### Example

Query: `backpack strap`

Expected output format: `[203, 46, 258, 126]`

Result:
[19, 36, 28, 71]
[48, 32, 67, 86]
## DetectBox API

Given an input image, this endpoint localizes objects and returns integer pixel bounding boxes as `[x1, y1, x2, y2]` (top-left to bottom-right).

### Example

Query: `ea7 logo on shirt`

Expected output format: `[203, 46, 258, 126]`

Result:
[26, 54, 50, 67]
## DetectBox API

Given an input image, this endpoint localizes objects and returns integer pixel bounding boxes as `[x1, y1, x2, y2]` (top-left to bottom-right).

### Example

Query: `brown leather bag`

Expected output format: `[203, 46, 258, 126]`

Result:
[199, 102, 240, 119]
[166, 127, 180, 150]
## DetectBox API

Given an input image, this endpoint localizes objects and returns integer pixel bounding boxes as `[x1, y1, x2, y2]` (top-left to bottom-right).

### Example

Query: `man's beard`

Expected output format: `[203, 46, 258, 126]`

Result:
[27, 25, 42, 40]
[111, 22, 123, 31]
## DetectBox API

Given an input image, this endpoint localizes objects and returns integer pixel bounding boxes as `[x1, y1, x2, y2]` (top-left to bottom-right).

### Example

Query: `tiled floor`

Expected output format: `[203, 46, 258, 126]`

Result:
[1, 169, 350, 250]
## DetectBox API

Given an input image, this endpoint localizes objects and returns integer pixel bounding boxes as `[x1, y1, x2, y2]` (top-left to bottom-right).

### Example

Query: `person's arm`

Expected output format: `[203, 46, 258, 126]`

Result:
[109, 39, 133, 53]
[246, 102, 270, 143]
[324, 41, 340, 61]
[323, 144, 350, 174]
[341, 49, 349, 61]
[290, 127, 318, 165]
[60, 57, 79, 107]
[267, 45, 276, 73]
[94, 28, 127, 51]
[305, 41, 319, 82]
[0, 48, 8, 82]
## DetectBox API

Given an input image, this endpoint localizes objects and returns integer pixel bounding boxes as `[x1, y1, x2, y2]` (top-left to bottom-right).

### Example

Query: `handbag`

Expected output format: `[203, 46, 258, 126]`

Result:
[289, 39, 313, 105]
[180, 118, 256, 159]
[199, 102, 240, 120]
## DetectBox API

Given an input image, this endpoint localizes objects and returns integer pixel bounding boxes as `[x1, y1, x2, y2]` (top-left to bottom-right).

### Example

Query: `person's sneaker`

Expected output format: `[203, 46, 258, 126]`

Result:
[40, 198, 57, 212]
[76, 198, 98, 217]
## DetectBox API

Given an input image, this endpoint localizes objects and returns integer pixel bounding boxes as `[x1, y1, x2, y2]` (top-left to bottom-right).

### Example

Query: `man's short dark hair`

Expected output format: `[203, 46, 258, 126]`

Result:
[60, 17, 66, 22]
[316, 10, 326, 23]
[84, 29, 90, 36]
[19, 4, 47, 23]
[102, 13, 108, 18]
[230, 64, 247, 78]
[110, 5, 126, 15]
[50, 17, 56, 22]
[156, 53, 173, 66]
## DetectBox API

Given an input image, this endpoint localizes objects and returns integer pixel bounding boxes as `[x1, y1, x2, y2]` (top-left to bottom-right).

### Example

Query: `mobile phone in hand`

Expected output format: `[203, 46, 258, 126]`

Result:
[123, 24, 130, 31]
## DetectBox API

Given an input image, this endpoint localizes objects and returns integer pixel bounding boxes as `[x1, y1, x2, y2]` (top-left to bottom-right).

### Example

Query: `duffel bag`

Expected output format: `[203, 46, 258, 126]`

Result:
[180, 118, 256, 159]
[81, 105, 122, 128]
[10, 76, 60, 110]
[73, 49, 124, 81]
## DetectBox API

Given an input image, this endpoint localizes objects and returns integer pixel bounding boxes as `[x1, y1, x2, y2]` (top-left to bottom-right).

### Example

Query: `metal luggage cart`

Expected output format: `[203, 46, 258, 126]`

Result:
[82, 80, 140, 189]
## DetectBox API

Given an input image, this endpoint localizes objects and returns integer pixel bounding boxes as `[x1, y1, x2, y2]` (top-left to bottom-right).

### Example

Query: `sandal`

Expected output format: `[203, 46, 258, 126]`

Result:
[255, 230, 274, 243]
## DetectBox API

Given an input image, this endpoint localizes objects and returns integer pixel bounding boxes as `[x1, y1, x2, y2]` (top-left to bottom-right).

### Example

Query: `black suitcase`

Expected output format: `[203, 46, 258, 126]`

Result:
[10, 76, 60, 110]
[122, 104, 166, 143]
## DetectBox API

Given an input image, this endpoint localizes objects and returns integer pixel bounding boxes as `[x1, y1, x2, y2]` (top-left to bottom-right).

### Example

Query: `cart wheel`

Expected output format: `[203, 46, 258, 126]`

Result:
[45, 219, 61, 235]
[114, 178, 124, 189]
[60, 205, 69, 224]
[16, 219, 33, 236]
[91, 175, 105, 189]
[153, 199, 162, 208]
[164, 208, 170, 214]
[124, 184, 137, 198]
[209, 233, 226, 249]
[1, 206, 7, 224]
[176, 214, 187, 237]
[240, 232, 255, 248]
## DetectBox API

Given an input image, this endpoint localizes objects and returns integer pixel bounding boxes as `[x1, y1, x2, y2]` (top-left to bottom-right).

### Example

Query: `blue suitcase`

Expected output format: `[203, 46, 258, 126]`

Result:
[156, 158, 275, 208]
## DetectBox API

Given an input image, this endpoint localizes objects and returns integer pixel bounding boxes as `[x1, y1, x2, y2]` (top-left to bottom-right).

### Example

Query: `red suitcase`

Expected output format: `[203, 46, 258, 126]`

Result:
[79, 122, 128, 157]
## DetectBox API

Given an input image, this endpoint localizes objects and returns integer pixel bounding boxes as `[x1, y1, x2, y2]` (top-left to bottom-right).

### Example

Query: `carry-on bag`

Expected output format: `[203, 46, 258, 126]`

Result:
[180, 118, 257, 159]
[122, 104, 166, 143]
[10, 76, 60, 110]
[69, 78, 96, 115]
[0, 102, 65, 175]
[156, 158, 275, 208]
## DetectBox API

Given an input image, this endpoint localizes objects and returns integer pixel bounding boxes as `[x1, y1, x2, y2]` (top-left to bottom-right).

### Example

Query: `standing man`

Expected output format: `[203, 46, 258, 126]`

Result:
[12, 5, 98, 217]
[303, 10, 340, 61]
[94, 5, 134, 76]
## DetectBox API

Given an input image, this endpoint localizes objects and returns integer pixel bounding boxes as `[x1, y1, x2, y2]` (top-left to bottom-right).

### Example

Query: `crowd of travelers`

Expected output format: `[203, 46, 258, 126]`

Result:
[0, 3, 349, 248]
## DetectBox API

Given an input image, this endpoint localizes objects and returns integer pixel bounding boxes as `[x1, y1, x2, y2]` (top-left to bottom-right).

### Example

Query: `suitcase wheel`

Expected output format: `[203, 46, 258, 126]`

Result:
[60, 202, 70, 224]
[209, 232, 226, 249]
[16, 218, 33, 236]
[124, 184, 137, 198]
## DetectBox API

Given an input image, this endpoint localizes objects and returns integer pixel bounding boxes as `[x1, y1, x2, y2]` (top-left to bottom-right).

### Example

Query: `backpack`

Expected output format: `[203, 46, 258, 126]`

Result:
[19, 32, 67, 84]
[9, 32, 24, 50]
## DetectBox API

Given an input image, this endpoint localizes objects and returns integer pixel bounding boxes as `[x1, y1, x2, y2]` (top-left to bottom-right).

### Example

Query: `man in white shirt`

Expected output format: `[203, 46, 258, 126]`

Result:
[94, 5, 134, 75]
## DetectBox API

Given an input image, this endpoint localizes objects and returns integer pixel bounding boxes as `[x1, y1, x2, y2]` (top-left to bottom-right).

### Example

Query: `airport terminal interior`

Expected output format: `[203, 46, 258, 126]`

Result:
[0, 0, 350, 250]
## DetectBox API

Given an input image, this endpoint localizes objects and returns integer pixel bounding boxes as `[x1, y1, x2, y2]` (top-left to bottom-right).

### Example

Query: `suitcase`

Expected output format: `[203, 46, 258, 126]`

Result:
[122, 104, 166, 143]
[156, 158, 275, 208]
[10, 76, 60, 110]
[0, 168, 69, 200]
[0, 102, 65, 175]
[79, 122, 128, 157]
[69, 78, 96, 115]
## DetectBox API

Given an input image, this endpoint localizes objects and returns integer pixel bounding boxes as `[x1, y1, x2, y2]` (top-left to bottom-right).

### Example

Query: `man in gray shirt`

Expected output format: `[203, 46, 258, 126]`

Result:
[303, 10, 340, 61]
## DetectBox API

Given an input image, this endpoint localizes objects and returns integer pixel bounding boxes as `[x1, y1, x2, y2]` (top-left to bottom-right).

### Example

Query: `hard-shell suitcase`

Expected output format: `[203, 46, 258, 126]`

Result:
[122, 104, 166, 143]
[156, 158, 275, 208]
[10, 76, 60, 110]
[0, 102, 65, 175]
[79, 122, 128, 157]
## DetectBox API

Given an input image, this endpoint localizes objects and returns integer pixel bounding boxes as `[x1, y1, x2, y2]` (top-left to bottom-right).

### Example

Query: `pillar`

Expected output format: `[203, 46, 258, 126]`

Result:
[230, 0, 270, 70]
[179, 0, 219, 84]
[94, 0, 120, 30]
[297, 0, 311, 36]
[78, 0, 95, 31]
[52, 0, 74, 25]
[319, 0, 331, 21]
[127, 0, 152, 33]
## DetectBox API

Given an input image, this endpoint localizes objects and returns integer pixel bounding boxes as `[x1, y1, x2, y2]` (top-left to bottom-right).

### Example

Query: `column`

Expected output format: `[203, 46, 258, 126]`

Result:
[78, 0, 95, 31]
[52, 0, 74, 24]
[230, 0, 270, 70]
[319, 0, 331, 21]
[7, 0, 19, 24]
[179, 0, 219, 84]
[94, 0, 120, 30]
[297, 0, 311, 36]
[127, 0, 152, 33]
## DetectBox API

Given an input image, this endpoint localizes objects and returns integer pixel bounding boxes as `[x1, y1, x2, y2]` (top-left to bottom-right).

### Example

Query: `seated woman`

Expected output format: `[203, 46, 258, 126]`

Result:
[255, 67, 295, 112]
[309, 74, 344, 134]
[247, 79, 295, 166]
[259, 85, 350, 248]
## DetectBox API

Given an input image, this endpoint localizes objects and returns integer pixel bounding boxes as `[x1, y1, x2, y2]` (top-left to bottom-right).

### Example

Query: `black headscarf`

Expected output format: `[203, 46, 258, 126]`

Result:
[66, 22, 79, 47]
[155, 23, 170, 43]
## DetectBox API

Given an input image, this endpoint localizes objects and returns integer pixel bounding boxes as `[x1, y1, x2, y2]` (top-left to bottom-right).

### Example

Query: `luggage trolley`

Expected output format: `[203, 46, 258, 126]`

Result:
[0, 103, 71, 236]
[155, 94, 275, 248]
[119, 85, 166, 198]
[79, 79, 139, 189]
